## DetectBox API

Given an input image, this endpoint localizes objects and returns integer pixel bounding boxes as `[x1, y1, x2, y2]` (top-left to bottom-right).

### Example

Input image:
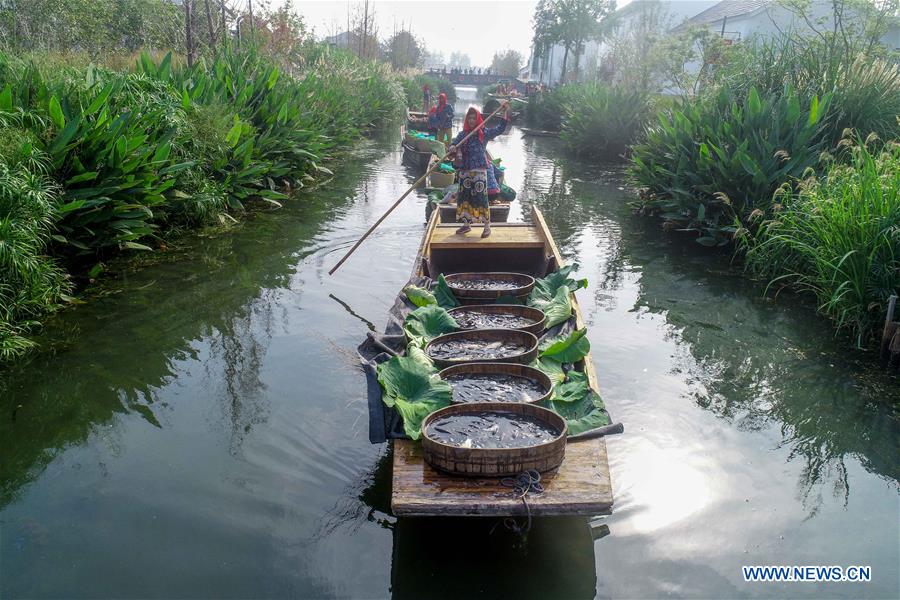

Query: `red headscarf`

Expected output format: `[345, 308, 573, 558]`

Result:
[430, 92, 448, 116]
[463, 107, 484, 142]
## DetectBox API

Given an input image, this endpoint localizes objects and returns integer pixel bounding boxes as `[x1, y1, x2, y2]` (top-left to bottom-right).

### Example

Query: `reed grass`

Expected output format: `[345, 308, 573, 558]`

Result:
[744, 141, 900, 347]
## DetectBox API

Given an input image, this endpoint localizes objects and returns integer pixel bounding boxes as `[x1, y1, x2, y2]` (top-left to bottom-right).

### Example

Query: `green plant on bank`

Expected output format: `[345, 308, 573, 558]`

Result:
[402, 73, 456, 110]
[0, 127, 70, 360]
[712, 37, 900, 151]
[743, 140, 900, 347]
[631, 86, 830, 244]
[559, 82, 652, 160]
[0, 43, 406, 361]
[524, 85, 576, 131]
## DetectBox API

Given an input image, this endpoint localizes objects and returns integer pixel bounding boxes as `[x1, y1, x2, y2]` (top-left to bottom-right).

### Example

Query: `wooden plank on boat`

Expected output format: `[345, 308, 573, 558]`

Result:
[391, 437, 612, 516]
[430, 224, 544, 249]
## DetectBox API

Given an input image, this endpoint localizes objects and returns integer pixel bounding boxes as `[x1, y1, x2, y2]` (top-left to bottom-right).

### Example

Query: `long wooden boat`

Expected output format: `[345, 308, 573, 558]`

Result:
[387, 208, 614, 517]
[407, 110, 430, 132]
[401, 141, 431, 172]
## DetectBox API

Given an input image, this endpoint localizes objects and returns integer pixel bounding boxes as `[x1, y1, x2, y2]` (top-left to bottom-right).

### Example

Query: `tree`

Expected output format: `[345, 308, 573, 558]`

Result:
[532, 0, 616, 82]
[776, 0, 900, 58]
[349, 0, 379, 59]
[532, 0, 558, 80]
[490, 49, 524, 76]
[384, 30, 423, 70]
[448, 51, 472, 69]
[423, 49, 445, 69]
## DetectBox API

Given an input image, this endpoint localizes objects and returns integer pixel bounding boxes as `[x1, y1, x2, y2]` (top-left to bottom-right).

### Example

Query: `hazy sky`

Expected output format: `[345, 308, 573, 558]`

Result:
[289, 0, 542, 66]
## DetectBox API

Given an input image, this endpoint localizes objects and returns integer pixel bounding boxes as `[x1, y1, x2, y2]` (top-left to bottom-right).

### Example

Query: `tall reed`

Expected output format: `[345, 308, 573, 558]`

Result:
[744, 141, 900, 346]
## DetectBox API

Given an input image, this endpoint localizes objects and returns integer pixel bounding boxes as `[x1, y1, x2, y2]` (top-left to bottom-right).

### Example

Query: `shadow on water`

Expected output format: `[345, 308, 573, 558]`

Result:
[319, 448, 601, 600]
[0, 134, 412, 508]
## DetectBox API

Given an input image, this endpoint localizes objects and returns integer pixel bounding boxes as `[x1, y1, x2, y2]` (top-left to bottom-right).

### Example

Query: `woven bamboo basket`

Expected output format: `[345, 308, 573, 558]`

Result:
[421, 402, 567, 476]
[447, 304, 546, 335]
[425, 329, 538, 370]
[443, 272, 535, 301]
[430, 169, 455, 188]
[438, 362, 553, 405]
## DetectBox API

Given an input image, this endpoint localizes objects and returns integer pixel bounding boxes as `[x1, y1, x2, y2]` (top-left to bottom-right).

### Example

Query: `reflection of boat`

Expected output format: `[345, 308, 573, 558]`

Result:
[362, 208, 614, 517]
[390, 516, 599, 598]
[520, 127, 559, 138]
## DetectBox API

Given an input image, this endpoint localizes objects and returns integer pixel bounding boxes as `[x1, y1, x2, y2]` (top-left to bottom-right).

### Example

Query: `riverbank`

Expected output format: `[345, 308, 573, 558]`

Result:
[524, 37, 900, 355]
[0, 44, 406, 361]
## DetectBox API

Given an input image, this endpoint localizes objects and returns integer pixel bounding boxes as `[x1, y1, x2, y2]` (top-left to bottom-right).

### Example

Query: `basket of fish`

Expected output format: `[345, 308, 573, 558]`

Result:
[439, 363, 552, 405]
[447, 304, 546, 335]
[421, 402, 567, 476]
[443, 272, 535, 301]
[425, 329, 538, 370]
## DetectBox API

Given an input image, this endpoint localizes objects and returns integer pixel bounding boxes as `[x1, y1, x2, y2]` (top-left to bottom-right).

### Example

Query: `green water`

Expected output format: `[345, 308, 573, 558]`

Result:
[1, 87, 897, 599]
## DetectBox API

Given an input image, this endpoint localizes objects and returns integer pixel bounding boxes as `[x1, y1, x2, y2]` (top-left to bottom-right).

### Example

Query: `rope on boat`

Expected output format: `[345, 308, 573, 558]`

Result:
[493, 469, 544, 536]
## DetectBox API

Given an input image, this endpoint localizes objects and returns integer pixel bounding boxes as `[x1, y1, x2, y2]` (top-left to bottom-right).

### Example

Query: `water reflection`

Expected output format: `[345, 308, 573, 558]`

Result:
[518, 145, 899, 517]
[0, 140, 393, 507]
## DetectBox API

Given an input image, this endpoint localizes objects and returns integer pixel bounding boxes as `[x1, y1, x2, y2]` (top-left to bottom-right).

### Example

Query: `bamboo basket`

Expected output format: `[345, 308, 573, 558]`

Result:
[438, 362, 552, 405]
[421, 402, 567, 476]
[425, 329, 538, 370]
[444, 272, 535, 301]
[447, 304, 546, 335]
[428, 154, 455, 187]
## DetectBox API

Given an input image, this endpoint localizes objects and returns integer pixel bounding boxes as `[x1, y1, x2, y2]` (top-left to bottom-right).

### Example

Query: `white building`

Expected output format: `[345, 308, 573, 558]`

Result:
[673, 0, 899, 51]
[529, 0, 717, 87]
[529, 0, 900, 88]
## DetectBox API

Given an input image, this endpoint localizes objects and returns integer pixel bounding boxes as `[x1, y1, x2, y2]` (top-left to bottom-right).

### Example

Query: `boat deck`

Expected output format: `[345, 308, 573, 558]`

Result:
[392, 437, 612, 516]
[430, 224, 544, 249]
[391, 212, 614, 517]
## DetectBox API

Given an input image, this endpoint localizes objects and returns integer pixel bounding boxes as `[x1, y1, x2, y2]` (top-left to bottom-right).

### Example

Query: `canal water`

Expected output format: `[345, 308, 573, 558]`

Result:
[1, 86, 897, 598]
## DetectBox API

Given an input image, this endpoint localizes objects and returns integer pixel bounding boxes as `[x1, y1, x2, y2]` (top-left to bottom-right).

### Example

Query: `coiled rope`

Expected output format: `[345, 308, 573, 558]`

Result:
[493, 469, 544, 536]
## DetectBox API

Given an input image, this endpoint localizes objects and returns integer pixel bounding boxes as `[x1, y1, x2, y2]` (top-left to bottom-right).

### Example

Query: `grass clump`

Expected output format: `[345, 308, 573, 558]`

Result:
[559, 83, 651, 161]
[0, 130, 70, 359]
[631, 86, 830, 244]
[744, 141, 900, 347]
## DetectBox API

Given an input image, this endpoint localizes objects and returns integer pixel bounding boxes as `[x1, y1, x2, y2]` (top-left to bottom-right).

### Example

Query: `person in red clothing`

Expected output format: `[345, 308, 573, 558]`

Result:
[447, 102, 510, 237]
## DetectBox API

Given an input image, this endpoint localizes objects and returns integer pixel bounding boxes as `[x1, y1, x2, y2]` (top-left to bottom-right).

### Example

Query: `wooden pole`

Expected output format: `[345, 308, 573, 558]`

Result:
[328, 102, 510, 276]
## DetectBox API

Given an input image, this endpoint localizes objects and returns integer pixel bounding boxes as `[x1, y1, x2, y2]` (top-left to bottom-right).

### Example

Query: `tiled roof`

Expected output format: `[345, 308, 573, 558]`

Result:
[685, 0, 771, 26]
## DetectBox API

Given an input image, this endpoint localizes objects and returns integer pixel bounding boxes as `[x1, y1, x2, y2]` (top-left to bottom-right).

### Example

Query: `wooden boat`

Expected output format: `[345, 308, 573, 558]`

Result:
[401, 141, 431, 172]
[388, 208, 614, 517]
[407, 110, 430, 132]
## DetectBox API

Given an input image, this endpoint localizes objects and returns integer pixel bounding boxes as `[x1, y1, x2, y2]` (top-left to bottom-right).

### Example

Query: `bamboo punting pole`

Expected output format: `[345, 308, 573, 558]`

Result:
[328, 100, 510, 276]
